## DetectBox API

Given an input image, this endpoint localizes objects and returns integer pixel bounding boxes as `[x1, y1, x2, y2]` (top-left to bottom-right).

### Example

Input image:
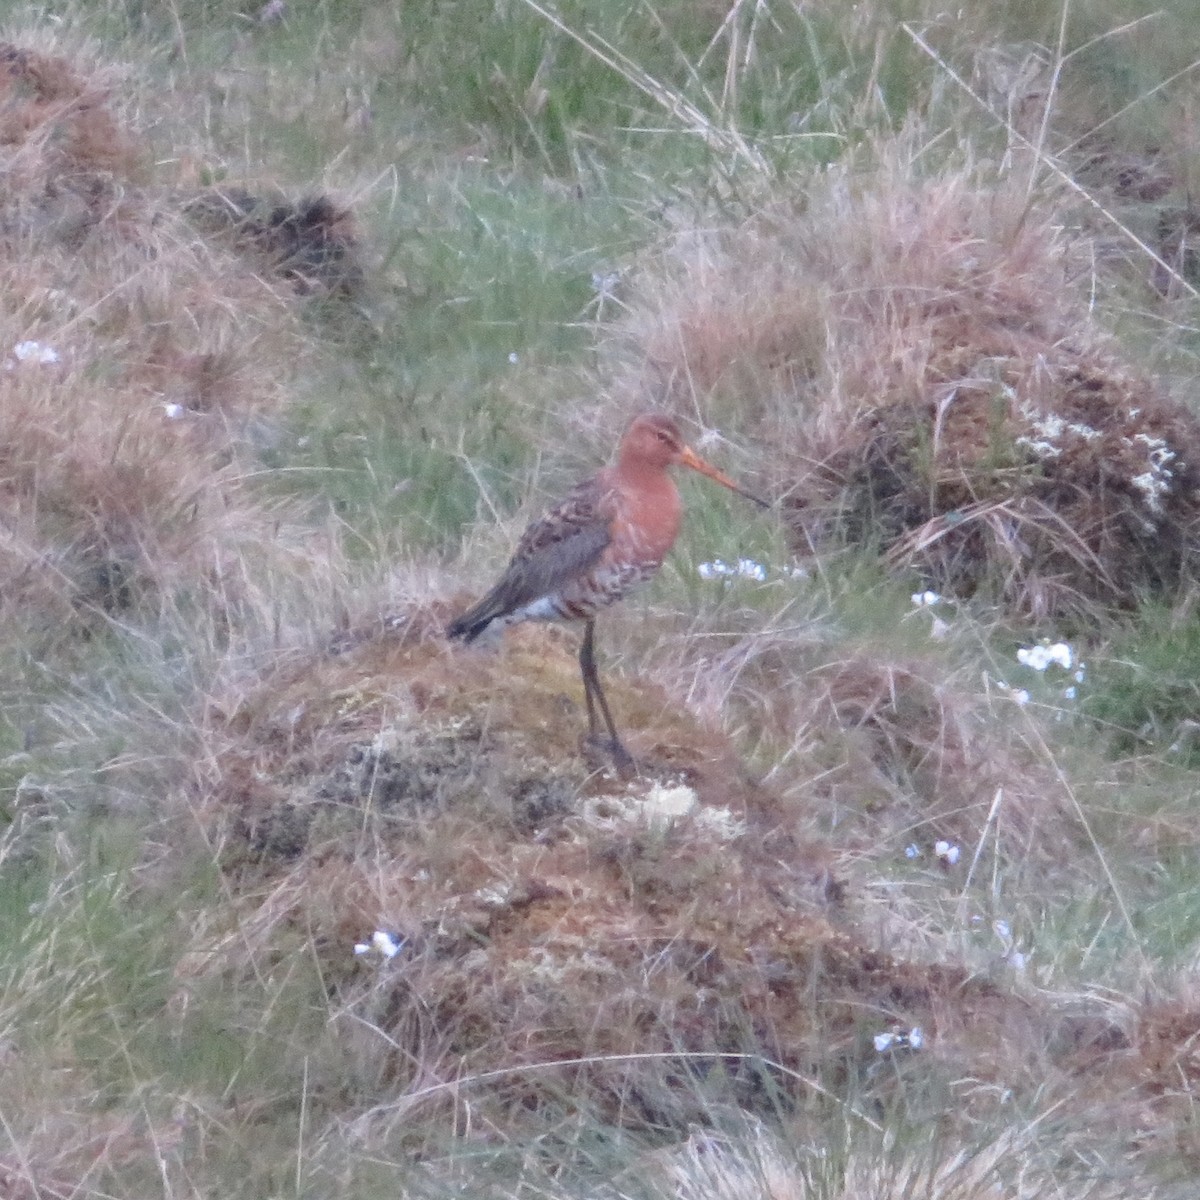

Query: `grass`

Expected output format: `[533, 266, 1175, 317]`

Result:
[5, 0, 1200, 1195]
[1080, 600, 1200, 759]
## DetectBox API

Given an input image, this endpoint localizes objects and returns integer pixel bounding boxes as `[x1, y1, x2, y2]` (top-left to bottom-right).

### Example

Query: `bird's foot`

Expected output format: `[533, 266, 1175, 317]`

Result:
[581, 734, 637, 779]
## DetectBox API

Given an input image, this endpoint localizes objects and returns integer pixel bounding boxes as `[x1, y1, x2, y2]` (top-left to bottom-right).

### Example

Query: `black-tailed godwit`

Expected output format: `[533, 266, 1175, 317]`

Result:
[447, 413, 767, 774]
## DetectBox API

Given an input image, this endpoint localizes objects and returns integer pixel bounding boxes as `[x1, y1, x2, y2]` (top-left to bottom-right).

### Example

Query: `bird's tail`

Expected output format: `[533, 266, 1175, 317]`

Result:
[446, 593, 503, 643]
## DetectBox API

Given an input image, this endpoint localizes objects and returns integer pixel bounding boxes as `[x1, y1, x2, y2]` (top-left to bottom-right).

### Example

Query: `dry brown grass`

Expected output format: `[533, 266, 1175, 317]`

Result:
[968, 30, 1200, 301]
[662, 613, 1078, 867]
[596, 146, 1200, 621]
[184, 604, 964, 1124]
[615, 1117, 1138, 1200]
[0, 36, 143, 217]
[0, 1109, 186, 1200]
[0, 34, 343, 641]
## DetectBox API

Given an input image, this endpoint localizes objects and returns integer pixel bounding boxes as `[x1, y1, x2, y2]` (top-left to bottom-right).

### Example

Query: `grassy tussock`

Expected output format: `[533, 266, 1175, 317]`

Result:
[781, 649, 1071, 853]
[182, 608, 934, 1124]
[650, 597, 1079, 863]
[0, 35, 142, 194]
[0, 31, 341, 644]
[604, 149, 1200, 619]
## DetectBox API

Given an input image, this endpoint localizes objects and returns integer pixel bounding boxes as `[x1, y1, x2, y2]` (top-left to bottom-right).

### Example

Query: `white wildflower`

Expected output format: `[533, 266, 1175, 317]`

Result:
[590, 269, 620, 296]
[1047, 642, 1073, 669]
[935, 840, 960, 866]
[1021, 413, 1101, 442]
[473, 885, 513, 909]
[371, 930, 402, 958]
[1017, 645, 1052, 671]
[640, 783, 698, 826]
[11, 340, 60, 365]
[874, 1027, 924, 1053]
[1016, 412, 1103, 461]
[699, 559, 767, 582]
[355, 929, 403, 959]
[1018, 641, 1073, 672]
[1130, 470, 1170, 514]
[911, 590, 941, 607]
[1127, 434, 1175, 515]
[991, 921, 1028, 970]
[694, 805, 746, 840]
[507, 351, 519, 364]
[995, 680, 1032, 705]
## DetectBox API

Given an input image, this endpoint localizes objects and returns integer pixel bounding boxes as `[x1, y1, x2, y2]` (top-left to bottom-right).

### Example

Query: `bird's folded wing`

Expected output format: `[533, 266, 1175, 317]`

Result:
[489, 484, 613, 613]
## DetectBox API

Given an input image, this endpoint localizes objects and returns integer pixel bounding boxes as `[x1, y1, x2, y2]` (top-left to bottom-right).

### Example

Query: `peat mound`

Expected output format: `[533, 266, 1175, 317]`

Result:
[181, 605, 1167, 1145]
[182, 188, 363, 295]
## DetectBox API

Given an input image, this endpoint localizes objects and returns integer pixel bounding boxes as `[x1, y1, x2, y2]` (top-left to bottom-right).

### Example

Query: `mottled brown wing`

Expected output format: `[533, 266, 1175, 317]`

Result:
[447, 476, 613, 641]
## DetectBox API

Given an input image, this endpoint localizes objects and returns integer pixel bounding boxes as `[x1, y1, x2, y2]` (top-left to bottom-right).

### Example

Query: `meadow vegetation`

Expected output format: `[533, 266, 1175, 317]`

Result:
[4, 0, 1200, 1195]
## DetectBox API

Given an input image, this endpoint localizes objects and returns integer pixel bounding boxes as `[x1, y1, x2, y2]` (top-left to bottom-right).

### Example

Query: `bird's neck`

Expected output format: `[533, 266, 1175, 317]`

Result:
[611, 462, 683, 559]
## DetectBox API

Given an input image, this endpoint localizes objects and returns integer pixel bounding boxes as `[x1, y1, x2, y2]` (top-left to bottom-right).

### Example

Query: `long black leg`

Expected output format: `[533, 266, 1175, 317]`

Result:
[580, 619, 601, 739]
[579, 619, 634, 773]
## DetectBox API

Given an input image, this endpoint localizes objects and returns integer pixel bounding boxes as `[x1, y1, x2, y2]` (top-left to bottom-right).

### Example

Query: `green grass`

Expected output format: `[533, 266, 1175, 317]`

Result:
[1081, 602, 1200, 760]
[265, 169, 641, 550]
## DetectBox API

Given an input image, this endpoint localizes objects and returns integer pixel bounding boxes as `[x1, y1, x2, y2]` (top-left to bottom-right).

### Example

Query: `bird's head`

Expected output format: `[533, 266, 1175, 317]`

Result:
[619, 413, 769, 508]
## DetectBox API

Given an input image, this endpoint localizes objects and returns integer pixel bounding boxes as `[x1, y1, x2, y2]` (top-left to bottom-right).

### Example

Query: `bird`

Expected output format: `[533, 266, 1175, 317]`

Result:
[447, 413, 768, 774]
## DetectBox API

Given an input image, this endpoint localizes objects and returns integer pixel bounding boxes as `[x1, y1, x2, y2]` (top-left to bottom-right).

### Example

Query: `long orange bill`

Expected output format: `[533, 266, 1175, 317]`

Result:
[679, 445, 771, 509]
